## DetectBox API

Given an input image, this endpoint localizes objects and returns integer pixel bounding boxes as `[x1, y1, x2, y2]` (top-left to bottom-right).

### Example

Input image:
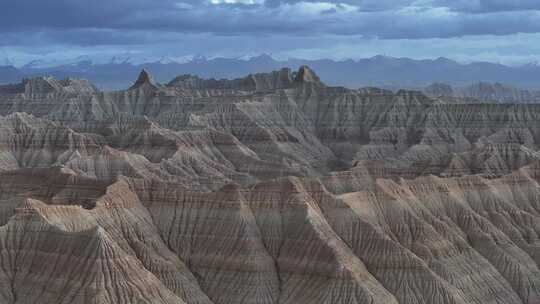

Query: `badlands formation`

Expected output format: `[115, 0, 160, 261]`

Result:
[1, 67, 540, 303]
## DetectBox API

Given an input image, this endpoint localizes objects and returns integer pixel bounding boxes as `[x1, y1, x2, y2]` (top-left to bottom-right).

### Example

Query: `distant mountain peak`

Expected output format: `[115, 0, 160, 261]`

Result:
[192, 55, 208, 63]
[109, 55, 132, 65]
[235, 53, 274, 62]
[371, 55, 391, 60]
[434, 57, 458, 65]
[522, 61, 540, 68]
[250, 53, 275, 62]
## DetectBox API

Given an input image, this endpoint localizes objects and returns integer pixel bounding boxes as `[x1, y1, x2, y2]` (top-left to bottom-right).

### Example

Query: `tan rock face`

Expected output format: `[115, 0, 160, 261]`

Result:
[1, 66, 540, 303]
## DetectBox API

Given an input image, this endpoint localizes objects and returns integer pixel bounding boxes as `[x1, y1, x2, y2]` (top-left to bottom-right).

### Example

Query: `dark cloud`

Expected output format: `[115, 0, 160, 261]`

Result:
[264, 0, 416, 11]
[1, 0, 540, 40]
[0, 0, 177, 30]
[2, 0, 540, 65]
[435, 0, 540, 13]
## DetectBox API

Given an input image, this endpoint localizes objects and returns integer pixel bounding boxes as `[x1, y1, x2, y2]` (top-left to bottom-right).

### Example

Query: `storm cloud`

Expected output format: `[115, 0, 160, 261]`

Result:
[1, 0, 540, 65]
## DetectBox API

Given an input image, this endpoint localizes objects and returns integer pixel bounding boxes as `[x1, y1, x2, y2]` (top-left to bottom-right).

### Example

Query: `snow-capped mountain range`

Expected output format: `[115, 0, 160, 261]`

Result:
[2, 54, 540, 90]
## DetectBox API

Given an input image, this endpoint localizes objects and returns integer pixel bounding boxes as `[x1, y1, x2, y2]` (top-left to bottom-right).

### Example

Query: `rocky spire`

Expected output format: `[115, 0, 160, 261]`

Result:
[294, 65, 323, 86]
[129, 69, 157, 90]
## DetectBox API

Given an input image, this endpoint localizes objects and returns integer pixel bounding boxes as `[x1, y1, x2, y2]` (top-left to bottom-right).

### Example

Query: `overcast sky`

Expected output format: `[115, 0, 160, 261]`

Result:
[1, 0, 540, 66]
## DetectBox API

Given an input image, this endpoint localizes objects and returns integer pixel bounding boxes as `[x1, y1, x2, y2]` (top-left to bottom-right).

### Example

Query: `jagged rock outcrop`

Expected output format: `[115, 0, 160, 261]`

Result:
[168, 67, 295, 91]
[0, 67, 540, 303]
[129, 69, 159, 90]
[424, 81, 540, 103]
[0, 76, 97, 96]
[294, 65, 323, 85]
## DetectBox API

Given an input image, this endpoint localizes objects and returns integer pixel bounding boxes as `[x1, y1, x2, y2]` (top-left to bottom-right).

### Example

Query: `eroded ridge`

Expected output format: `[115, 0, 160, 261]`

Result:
[1, 67, 540, 303]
